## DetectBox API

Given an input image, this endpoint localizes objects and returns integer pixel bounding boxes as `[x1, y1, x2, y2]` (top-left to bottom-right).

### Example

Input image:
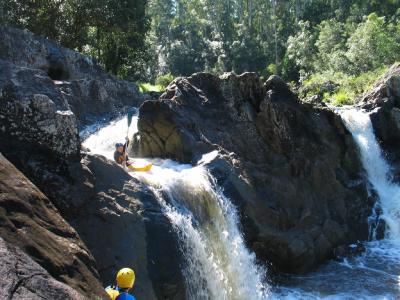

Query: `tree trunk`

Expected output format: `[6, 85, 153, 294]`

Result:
[248, 0, 253, 33]
[273, 0, 279, 69]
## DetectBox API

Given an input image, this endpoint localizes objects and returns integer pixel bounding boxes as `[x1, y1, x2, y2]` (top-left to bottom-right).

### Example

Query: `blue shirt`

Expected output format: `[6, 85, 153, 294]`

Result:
[117, 293, 136, 300]
[105, 286, 136, 300]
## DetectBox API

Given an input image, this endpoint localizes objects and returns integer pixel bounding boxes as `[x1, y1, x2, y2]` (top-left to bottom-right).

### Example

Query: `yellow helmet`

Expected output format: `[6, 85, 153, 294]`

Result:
[116, 268, 135, 289]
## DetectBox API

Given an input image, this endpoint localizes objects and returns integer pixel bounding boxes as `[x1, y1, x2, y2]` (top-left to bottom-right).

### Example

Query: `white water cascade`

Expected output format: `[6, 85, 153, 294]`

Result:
[82, 117, 269, 300]
[270, 109, 400, 300]
[341, 109, 400, 241]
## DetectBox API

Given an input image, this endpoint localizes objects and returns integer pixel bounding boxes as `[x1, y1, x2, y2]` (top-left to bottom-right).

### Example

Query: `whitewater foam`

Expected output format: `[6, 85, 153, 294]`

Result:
[341, 109, 400, 241]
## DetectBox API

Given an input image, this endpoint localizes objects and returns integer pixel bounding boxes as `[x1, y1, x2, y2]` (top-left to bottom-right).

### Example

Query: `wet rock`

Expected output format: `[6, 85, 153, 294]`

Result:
[0, 153, 106, 299]
[1, 149, 187, 299]
[133, 72, 373, 273]
[333, 242, 366, 260]
[374, 219, 387, 240]
[369, 205, 386, 240]
[132, 99, 205, 162]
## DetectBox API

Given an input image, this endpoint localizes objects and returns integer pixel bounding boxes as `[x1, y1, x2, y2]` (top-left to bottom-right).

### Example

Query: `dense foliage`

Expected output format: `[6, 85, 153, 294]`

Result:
[1, 0, 400, 102]
[1, 0, 149, 80]
[147, 1, 400, 81]
[290, 12, 399, 104]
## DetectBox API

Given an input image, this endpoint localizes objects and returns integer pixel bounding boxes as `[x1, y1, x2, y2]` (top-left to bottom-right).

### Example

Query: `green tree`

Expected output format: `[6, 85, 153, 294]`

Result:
[346, 13, 399, 74]
[3, 0, 150, 80]
[286, 21, 318, 78]
[314, 19, 349, 72]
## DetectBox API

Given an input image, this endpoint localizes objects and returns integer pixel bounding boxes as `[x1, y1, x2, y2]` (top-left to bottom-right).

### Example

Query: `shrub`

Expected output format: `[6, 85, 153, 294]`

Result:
[331, 90, 353, 106]
[137, 82, 164, 93]
[299, 65, 389, 106]
[155, 73, 174, 89]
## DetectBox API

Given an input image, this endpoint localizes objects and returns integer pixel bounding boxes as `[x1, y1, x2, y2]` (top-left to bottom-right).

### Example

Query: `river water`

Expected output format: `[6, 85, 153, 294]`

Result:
[82, 109, 400, 300]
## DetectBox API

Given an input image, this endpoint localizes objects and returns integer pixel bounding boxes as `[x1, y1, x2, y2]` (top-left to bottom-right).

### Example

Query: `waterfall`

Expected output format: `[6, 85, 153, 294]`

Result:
[82, 116, 138, 160]
[82, 117, 269, 300]
[268, 108, 400, 300]
[135, 161, 268, 299]
[341, 109, 400, 241]
[82, 109, 400, 299]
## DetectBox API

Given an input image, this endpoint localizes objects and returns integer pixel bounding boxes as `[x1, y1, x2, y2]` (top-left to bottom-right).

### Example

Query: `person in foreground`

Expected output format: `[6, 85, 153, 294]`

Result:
[105, 268, 136, 300]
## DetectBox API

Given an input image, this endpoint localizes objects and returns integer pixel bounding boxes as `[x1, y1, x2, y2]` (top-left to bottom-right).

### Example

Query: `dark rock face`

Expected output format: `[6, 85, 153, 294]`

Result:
[359, 63, 400, 181]
[0, 28, 100, 80]
[0, 59, 80, 160]
[58, 78, 144, 124]
[0, 27, 146, 162]
[0, 27, 146, 126]
[0, 237, 85, 300]
[0, 153, 106, 299]
[71, 154, 186, 300]
[0, 149, 187, 299]
[0, 27, 185, 298]
[133, 72, 373, 273]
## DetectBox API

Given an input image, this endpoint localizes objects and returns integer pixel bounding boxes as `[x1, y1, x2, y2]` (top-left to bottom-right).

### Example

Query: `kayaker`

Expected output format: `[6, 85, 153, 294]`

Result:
[114, 139, 152, 172]
[114, 139, 129, 166]
[105, 268, 136, 300]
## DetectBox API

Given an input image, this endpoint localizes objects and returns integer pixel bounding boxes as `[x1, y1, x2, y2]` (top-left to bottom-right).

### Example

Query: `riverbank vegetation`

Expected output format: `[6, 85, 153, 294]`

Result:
[1, 0, 399, 104]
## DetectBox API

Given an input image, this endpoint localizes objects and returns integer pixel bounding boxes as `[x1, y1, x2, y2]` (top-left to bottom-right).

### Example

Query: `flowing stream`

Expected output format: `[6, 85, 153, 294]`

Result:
[341, 109, 400, 240]
[82, 109, 400, 300]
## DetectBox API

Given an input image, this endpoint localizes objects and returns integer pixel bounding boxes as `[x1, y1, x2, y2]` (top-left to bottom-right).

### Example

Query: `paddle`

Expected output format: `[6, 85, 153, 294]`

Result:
[127, 110, 134, 138]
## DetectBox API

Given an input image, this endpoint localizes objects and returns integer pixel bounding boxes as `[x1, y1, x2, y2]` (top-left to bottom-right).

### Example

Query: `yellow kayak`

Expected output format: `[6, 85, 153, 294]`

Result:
[127, 162, 153, 172]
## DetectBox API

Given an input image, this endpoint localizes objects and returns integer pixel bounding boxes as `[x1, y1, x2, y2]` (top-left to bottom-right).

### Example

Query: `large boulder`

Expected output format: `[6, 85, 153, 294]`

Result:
[0, 28, 102, 80]
[0, 60, 80, 161]
[0, 237, 85, 300]
[0, 153, 106, 299]
[132, 72, 373, 273]
[69, 154, 186, 299]
[0, 27, 146, 125]
[0, 149, 187, 299]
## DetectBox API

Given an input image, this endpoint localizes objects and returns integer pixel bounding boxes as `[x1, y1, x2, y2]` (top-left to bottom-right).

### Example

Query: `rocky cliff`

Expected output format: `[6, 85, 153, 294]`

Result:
[0, 149, 187, 299]
[132, 73, 374, 273]
[70, 154, 186, 300]
[0, 27, 186, 299]
[0, 27, 146, 127]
